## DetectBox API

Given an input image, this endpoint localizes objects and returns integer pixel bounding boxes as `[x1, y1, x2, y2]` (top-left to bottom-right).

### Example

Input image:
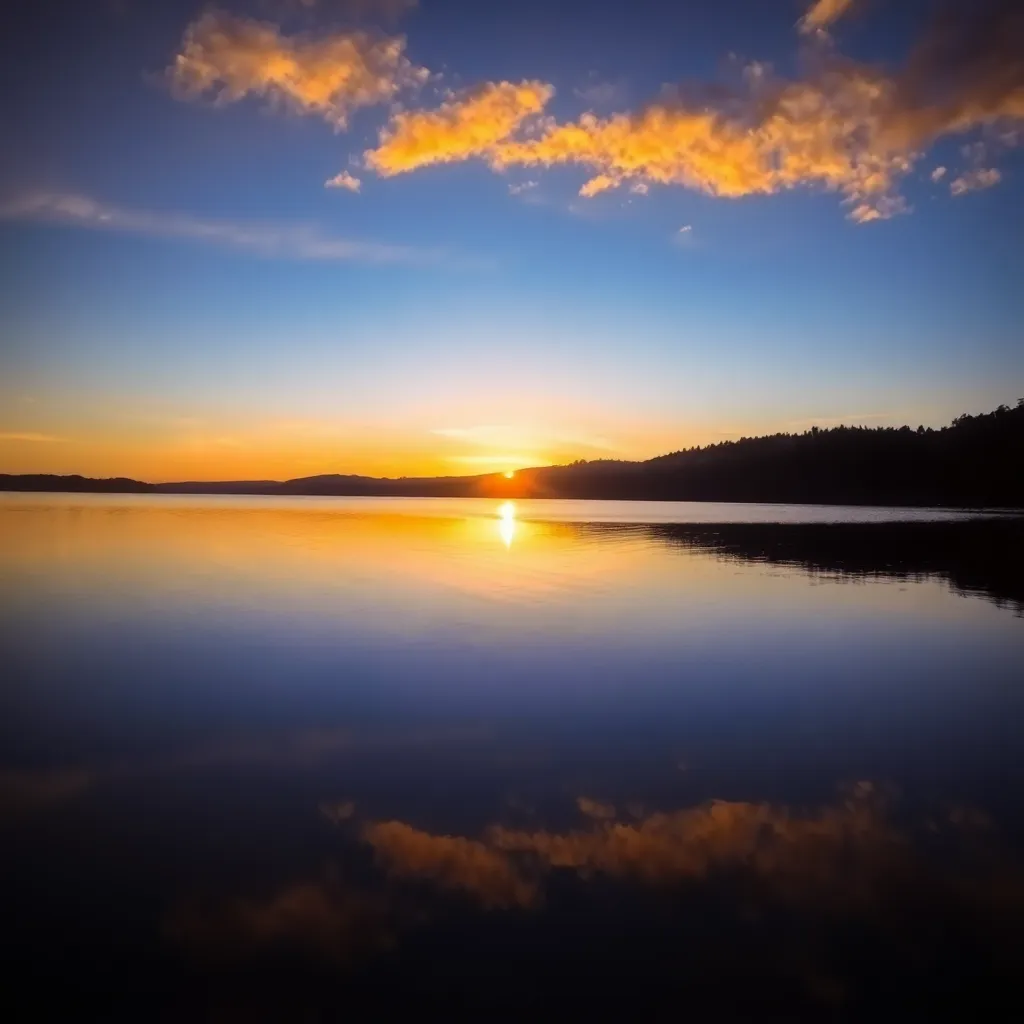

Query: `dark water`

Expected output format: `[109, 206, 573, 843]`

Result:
[2, 495, 1023, 1019]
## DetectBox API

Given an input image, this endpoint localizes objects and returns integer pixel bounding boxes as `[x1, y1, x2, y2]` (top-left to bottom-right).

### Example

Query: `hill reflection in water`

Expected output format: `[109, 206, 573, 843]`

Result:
[579, 517, 1024, 613]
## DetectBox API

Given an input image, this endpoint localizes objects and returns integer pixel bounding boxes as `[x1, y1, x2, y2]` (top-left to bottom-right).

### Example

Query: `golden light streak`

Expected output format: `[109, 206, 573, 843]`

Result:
[497, 500, 516, 549]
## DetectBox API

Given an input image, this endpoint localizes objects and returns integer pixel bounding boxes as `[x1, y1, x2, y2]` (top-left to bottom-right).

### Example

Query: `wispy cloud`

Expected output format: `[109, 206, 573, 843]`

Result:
[573, 77, 628, 109]
[0, 431, 66, 443]
[0, 191, 442, 265]
[950, 167, 1003, 196]
[325, 170, 362, 191]
[673, 224, 695, 246]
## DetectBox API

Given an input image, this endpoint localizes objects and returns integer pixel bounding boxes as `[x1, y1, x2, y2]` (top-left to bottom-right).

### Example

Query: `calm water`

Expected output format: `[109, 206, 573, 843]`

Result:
[2, 494, 1023, 1018]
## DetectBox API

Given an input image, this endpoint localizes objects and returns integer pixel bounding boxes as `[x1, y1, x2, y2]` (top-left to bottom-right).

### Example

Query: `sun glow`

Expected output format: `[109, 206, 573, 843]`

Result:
[497, 501, 516, 548]
[504, 470, 515, 479]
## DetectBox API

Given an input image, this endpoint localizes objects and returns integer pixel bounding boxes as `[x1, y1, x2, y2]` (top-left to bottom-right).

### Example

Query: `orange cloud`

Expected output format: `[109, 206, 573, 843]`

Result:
[355, 786, 902, 909]
[362, 4, 1024, 222]
[363, 820, 538, 908]
[487, 790, 898, 896]
[170, 789, 1024, 982]
[798, 0, 856, 36]
[576, 796, 617, 820]
[169, 10, 426, 128]
[365, 80, 554, 175]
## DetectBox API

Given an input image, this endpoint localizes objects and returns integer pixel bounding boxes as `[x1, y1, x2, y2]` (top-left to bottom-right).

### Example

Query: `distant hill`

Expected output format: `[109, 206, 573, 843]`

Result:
[0, 474, 155, 494]
[3, 400, 1022, 507]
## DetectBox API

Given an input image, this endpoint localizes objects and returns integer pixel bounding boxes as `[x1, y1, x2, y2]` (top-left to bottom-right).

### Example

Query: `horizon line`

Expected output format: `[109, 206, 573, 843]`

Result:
[3, 403, 1019, 487]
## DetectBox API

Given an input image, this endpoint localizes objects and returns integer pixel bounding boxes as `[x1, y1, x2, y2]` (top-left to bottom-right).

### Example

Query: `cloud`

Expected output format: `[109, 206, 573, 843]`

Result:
[577, 173, 619, 198]
[170, 880, 395, 963]
[168, 10, 426, 129]
[950, 167, 1003, 195]
[487, 68, 915, 221]
[577, 796, 617, 820]
[325, 170, 362, 191]
[172, 789, 1024, 980]
[677, 224, 692, 234]
[931, 166, 947, 182]
[508, 179, 538, 195]
[574, 77, 628, 108]
[363, 820, 538, 908]
[366, 80, 554, 175]
[362, 3, 1024, 222]
[0, 191, 439, 265]
[353, 785, 914, 914]
[0, 432, 66, 443]
[847, 195, 909, 224]
[797, 0, 856, 36]
[487, 791, 898, 892]
[629, 181, 649, 195]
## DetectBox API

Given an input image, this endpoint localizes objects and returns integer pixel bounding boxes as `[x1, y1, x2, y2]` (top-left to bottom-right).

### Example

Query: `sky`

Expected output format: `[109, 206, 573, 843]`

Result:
[1, 0, 1022, 481]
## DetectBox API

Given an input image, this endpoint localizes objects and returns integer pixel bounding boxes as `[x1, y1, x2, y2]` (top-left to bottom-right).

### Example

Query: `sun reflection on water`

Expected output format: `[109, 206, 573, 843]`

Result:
[497, 501, 516, 548]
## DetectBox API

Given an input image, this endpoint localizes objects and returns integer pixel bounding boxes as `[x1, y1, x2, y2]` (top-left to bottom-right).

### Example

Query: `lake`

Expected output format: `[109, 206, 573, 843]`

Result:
[2, 494, 1023, 1018]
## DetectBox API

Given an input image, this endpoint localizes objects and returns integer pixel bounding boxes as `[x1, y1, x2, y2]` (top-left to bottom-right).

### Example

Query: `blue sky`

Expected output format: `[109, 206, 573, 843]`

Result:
[1, 0, 1022, 479]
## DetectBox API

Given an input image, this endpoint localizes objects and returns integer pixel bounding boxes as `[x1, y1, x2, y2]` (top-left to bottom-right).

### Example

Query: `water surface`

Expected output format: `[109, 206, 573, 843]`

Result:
[2, 495, 1022, 1017]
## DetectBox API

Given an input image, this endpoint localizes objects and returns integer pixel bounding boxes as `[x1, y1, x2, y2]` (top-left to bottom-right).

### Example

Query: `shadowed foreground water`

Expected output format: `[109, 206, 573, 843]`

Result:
[1, 495, 1022, 1019]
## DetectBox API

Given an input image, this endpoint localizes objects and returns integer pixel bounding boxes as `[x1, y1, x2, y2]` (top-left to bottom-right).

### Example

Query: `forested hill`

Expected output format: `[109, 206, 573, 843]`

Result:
[527, 399, 1024, 506]
[2, 400, 1022, 507]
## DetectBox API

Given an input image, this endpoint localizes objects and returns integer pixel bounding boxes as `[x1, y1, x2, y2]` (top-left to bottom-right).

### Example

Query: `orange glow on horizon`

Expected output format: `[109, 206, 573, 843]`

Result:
[0, 404, 711, 482]
[0, 436, 557, 483]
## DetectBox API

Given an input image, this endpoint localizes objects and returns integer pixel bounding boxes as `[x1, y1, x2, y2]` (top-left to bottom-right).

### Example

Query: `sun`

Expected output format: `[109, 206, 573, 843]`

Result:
[503, 470, 515, 479]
